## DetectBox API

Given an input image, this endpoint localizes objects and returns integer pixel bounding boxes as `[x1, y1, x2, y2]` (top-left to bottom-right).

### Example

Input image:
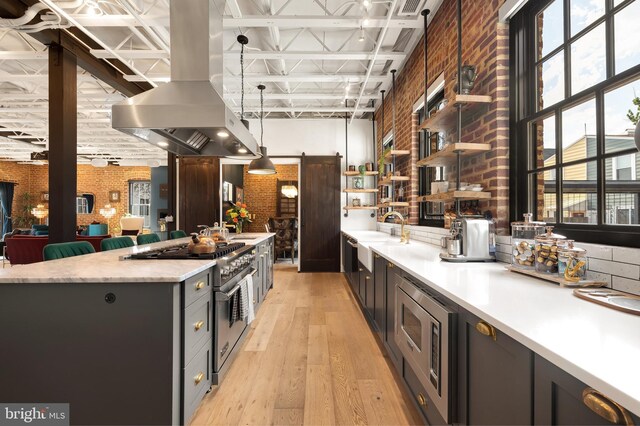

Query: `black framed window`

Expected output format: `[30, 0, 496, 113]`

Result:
[418, 90, 446, 226]
[510, 0, 640, 247]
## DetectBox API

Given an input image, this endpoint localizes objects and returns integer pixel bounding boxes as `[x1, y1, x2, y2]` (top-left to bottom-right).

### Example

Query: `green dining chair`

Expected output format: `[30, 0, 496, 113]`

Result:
[43, 241, 96, 261]
[137, 233, 161, 246]
[101, 236, 135, 251]
[169, 230, 188, 240]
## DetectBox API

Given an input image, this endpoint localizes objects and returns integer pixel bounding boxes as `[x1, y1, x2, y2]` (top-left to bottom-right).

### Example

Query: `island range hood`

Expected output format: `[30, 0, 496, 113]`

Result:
[111, 0, 259, 157]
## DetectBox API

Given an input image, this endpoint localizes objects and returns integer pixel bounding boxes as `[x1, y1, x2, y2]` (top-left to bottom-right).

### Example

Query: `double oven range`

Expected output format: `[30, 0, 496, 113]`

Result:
[129, 242, 257, 384]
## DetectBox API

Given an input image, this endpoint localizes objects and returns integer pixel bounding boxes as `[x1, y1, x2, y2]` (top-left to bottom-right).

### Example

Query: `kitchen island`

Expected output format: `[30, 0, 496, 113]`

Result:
[0, 233, 274, 425]
[342, 230, 640, 424]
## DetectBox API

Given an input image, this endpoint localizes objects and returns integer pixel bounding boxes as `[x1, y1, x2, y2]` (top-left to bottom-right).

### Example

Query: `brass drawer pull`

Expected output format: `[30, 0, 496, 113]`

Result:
[417, 393, 427, 407]
[194, 320, 205, 331]
[365, 276, 371, 280]
[194, 372, 205, 386]
[475, 320, 497, 341]
[374, 254, 380, 259]
[195, 281, 206, 290]
[388, 262, 395, 269]
[582, 388, 634, 425]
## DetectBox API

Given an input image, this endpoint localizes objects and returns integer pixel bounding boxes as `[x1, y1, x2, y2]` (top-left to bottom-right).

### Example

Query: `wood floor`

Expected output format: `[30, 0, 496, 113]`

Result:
[190, 264, 423, 426]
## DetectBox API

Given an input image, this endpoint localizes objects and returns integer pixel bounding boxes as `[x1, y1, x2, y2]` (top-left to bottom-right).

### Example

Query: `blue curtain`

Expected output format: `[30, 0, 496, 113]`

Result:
[0, 181, 15, 235]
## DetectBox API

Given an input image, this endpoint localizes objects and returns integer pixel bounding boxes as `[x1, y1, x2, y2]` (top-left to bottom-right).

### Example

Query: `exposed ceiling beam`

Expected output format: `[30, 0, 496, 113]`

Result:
[123, 73, 388, 83]
[90, 49, 406, 61]
[68, 14, 422, 29]
[224, 93, 378, 101]
[231, 106, 374, 113]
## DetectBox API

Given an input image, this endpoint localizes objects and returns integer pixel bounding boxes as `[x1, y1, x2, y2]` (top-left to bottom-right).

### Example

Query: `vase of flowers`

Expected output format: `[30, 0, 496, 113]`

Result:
[225, 202, 251, 234]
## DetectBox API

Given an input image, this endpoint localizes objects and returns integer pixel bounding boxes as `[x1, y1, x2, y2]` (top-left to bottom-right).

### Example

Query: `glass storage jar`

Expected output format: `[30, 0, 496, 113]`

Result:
[534, 227, 568, 274]
[510, 213, 546, 269]
[558, 242, 588, 282]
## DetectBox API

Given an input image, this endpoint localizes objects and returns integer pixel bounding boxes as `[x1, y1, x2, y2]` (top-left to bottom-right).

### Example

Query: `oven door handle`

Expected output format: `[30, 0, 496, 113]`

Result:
[347, 240, 358, 248]
[216, 284, 241, 302]
[250, 268, 258, 277]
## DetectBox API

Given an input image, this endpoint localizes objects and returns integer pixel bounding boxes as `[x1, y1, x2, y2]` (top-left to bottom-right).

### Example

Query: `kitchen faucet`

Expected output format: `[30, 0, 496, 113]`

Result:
[381, 211, 410, 244]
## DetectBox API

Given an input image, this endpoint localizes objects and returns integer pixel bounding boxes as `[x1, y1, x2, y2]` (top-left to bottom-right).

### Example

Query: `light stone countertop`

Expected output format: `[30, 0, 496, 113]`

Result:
[342, 229, 640, 416]
[0, 233, 274, 284]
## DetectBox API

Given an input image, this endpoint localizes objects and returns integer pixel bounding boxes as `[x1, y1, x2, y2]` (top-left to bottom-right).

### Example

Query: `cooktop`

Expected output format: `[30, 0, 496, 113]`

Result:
[128, 242, 246, 260]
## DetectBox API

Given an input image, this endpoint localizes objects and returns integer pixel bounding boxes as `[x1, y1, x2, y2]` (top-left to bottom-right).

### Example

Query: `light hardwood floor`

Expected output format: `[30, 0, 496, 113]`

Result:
[190, 264, 423, 426]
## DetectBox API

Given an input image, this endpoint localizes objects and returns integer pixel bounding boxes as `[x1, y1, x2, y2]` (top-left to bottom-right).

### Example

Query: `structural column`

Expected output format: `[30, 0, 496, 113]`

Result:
[48, 43, 77, 243]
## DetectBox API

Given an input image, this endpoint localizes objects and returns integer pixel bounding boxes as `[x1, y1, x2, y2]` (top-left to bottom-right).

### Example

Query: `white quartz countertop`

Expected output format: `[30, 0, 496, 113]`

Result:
[342, 230, 640, 415]
[0, 233, 274, 284]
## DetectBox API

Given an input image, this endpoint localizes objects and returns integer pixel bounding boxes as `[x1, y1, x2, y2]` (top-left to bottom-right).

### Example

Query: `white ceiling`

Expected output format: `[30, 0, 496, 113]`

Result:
[0, 0, 442, 164]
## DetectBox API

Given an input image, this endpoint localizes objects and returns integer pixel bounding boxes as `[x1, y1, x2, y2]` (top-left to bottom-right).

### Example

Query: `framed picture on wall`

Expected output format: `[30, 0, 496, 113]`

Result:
[236, 187, 244, 204]
[109, 190, 120, 202]
[41, 192, 49, 201]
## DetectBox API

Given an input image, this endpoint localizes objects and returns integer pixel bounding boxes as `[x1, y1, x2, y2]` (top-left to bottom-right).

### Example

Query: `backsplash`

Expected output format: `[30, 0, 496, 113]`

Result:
[376, 223, 640, 296]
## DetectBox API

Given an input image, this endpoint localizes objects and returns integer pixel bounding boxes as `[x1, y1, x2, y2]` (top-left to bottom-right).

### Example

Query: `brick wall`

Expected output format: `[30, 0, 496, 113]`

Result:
[0, 161, 33, 228]
[374, 0, 509, 230]
[241, 164, 298, 232]
[0, 161, 150, 229]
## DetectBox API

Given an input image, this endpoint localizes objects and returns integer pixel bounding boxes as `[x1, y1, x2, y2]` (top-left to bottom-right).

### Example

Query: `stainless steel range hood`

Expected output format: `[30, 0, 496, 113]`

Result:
[111, 0, 258, 157]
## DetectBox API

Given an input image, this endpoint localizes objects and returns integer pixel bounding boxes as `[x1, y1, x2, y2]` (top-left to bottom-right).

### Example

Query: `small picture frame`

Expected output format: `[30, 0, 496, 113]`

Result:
[41, 192, 49, 202]
[109, 190, 121, 202]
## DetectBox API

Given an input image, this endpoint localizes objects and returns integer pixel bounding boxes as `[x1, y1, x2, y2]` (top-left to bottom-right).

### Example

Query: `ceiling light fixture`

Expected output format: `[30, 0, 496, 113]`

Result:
[362, 0, 372, 9]
[238, 147, 248, 154]
[157, 141, 169, 147]
[359, 27, 365, 42]
[90, 158, 108, 167]
[248, 85, 276, 175]
[217, 131, 229, 138]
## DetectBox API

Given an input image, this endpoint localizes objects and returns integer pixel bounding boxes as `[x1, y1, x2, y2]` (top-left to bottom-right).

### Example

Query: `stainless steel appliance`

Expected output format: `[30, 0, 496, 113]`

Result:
[111, 0, 259, 158]
[440, 217, 496, 262]
[395, 276, 456, 423]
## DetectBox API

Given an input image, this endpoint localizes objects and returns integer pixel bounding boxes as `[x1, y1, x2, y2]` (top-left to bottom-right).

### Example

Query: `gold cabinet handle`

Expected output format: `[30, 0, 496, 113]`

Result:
[365, 276, 371, 280]
[359, 268, 363, 272]
[582, 388, 634, 425]
[374, 254, 380, 259]
[388, 262, 395, 269]
[417, 393, 427, 407]
[194, 372, 205, 386]
[475, 320, 497, 341]
[195, 281, 205, 290]
[194, 320, 205, 331]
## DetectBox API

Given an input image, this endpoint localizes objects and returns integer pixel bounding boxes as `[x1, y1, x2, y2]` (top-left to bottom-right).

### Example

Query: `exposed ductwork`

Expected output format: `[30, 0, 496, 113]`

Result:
[111, 0, 259, 157]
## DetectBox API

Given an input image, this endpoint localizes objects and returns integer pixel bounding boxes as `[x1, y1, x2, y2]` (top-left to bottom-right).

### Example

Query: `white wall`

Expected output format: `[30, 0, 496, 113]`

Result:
[247, 118, 377, 231]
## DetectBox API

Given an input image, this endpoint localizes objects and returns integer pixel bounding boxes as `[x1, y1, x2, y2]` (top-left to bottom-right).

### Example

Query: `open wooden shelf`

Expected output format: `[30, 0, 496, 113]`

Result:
[377, 202, 410, 208]
[417, 190, 491, 203]
[416, 143, 491, 168]
[343, 171, 379, 176]
[378, 176, 410, 186]
[344, 189, 378, 193]
[383, 150, 410, 163]
[343, 206, 378, 211]
[419, 94, 492, 133]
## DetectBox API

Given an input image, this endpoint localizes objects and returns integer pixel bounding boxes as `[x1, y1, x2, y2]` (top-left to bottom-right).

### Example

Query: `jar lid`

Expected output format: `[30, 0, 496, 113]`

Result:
[558, 241, 586, 256]
[511, 213, 546, 229]
[534, 226, 567, 243]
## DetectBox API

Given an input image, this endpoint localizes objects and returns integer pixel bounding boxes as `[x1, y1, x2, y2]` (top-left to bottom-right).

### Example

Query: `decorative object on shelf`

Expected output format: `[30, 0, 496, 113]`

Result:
[365, 162, 374, 171]
[352, 198, 361, 207]
[353, 176, 364, 189]
[358, 165, 366, 175]
[31, 204, 48, 224]
[109, 190, 120, 202]
[225, 202, 252, 234]
[459, 64, 477, 95]
[100, 204, 116, 234]
[534, 227, 568, 275]
[431, 181, 449, 194]
[348, 165, 356, 171]
[558, 242, 588, 282]
[248, 85, 276, 175]
[437, 98, 448, 111]
[511, 213, 546, 270]
[41, 192, 49, 202]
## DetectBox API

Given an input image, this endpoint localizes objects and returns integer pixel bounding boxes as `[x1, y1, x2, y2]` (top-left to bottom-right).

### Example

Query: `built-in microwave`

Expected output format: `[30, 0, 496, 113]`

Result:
[396, 276, 455, 423]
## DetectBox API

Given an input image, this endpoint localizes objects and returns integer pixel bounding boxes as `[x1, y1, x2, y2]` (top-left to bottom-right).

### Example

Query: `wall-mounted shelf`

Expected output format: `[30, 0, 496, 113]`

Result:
[378, 176, 410, 186]
[416, 143, 491, 168]
[344, 189, 379, 193]
[344, 206, 378, 211]
[418, 191, 491, 203]
[419, 95, 492, 133]
[383, 150, 410, 163]
[377, 202, 410, 208]
[343, 171, 379, 176]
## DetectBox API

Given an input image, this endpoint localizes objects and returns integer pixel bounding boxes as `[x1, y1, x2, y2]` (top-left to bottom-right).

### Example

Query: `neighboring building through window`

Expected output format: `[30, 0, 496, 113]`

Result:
[129, 180, 152, 228]
[510, 0, 640, 246]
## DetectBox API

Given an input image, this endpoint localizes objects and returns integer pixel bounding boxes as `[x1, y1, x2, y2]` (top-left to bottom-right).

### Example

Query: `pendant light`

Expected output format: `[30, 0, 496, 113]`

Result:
[248, 85, 276, 175]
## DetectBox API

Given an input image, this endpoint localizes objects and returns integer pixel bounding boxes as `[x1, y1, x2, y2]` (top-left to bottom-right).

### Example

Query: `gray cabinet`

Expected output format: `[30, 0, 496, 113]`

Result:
[357, 261, 366, 304]
[385, 261, 402, 372]
[373, 253, 386, 340]
[363, 265, 374, 321]
[534, 355, 640, 425]
[458, 309, 533, 425]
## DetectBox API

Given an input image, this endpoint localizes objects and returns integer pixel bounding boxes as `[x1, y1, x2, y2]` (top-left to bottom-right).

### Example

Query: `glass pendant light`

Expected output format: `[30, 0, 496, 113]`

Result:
[248, 85, 276, 175]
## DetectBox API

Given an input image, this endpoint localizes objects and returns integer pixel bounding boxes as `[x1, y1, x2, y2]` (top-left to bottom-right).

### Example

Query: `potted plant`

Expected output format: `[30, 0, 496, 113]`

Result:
[12, 192, 36, 229]
[225, 202, 252, 234]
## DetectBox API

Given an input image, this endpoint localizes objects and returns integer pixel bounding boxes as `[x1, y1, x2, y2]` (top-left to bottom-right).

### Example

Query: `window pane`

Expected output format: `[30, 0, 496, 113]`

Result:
[614, 0, 640, 74]
[532, 115, 557, 169]
[571, 23, 606, 94]
[562, 98, 596, 162]
[537, 51, 565, 109]
[531, 171, 557, 222]
[605, 152, 639, 225]
[570, 0, 605, 36]
[604, 77, 640, 154]
[537, 0, 564, 59]
[562, 161, 598, 224]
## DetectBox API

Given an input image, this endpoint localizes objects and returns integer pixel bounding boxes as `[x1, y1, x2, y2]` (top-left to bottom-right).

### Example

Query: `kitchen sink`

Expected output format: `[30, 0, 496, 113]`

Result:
[357, 237, 401, 272]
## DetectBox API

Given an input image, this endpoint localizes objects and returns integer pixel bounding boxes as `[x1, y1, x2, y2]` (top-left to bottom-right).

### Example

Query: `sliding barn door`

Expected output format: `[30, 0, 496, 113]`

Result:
[300, 155, 341, 272]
